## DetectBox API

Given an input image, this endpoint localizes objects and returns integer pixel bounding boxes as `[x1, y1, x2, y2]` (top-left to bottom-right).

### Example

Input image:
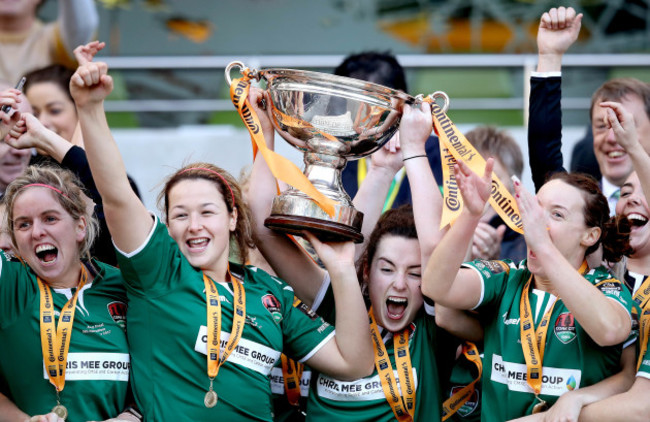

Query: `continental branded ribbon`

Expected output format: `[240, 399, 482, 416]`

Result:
[425, 101, 523, 234]
[203, 267, 246, 405]
[229, 72, 337, 217]
[38, 265, 89, 406]
[368, 307, 415, 422]
[631, 276, 650, 371]
[441, 341, 482, 421]
[520, 261, 588, 406]
[280, 354, 304, 407]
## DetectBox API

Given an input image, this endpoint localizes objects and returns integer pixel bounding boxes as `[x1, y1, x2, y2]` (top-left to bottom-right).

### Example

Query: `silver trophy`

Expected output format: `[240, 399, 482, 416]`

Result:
[226, 61, 449, 242]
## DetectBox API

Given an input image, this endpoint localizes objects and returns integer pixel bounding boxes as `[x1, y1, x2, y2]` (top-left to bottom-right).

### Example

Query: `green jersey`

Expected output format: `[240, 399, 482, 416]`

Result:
[305, 279, 454, 422]
[116, 217, 335, 421]
[445, 346, 482, 422]
[0, 257, 129, 422]
[465, 259, 637, 421]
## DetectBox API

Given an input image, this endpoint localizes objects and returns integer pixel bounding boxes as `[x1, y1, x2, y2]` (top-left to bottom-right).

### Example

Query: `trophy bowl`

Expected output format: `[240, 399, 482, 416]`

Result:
[226, 61, 449, 242]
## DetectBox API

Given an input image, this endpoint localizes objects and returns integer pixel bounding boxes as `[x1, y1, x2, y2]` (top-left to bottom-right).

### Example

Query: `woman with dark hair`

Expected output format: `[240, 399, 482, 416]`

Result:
[247, 88, 459, 420]
[70, 47, 373, 421]
[422, 153, 637, 420]
[0, 166, 134, 422]
[23, 64, 77, 143]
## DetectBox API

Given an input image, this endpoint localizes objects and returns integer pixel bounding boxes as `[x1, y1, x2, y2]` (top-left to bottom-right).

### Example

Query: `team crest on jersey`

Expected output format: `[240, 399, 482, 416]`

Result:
[107, 301, 127, 331]
[449, 386, 479, 416]
[262, 294, 283, 324]
[554, 312, 576, 344]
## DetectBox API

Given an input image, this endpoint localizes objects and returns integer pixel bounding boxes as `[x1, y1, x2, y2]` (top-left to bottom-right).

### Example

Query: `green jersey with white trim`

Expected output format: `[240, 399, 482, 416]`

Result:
[0, 257, 129, 422]
[464, 259, 637, 421]
[305, 279, 455, 422]
[116, 217, 334, 421]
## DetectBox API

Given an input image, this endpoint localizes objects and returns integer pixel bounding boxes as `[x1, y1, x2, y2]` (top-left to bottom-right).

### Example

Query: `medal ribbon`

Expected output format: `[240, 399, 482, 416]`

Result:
[39, 265, 89, 394]
[520, 261, 588, 397]
[441, 341, 482, 421]
[425, 101, 523, 234]
[368, 307, 415, 422]
[281, 354, 304, 406]
[204, 268, 246, 382]
[229, 72, 337, 217]
[630, 276, 650, 371]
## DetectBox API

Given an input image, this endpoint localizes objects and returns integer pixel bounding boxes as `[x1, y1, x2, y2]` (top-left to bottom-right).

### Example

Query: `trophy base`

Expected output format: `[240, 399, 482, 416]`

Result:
[264, 195, 364, 243]
[265, 215, 363, 243]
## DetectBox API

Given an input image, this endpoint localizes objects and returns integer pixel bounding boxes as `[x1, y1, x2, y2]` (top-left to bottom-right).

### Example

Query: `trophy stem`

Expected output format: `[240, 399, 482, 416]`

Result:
[264, 151, 364, 243]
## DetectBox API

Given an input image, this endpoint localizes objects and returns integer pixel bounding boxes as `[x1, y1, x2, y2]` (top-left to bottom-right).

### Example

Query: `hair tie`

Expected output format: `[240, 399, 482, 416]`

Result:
[20, 183, 68, 198]
[178, 167, 236, 206]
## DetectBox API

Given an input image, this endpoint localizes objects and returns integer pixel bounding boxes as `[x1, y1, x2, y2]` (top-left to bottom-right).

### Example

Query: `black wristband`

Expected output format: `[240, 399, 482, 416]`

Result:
[402, 154, 427, 162]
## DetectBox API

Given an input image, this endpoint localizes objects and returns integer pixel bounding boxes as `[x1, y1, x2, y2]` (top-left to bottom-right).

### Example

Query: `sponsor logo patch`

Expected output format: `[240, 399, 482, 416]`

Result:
[293, 297, 318, 321]
[490, 354, 581, 397]
[554, 312, 576, 344]
[262, 293, 283, 324]
[107, 301, 127, 331]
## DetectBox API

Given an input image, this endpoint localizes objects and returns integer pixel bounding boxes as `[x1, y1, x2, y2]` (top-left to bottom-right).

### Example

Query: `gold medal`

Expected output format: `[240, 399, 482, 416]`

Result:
[532, 397, 548, 414]
[52, 404, 68, 419]
[204, 390, 218, 408]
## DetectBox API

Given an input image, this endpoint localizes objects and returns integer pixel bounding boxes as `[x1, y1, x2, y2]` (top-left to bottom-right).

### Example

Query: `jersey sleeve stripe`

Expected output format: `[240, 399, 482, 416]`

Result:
[311, 272, 331, 312]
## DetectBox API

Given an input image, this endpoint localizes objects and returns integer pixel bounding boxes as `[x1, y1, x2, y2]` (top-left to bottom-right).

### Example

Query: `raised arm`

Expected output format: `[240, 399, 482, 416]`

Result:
[513, 179, 632, 346]
[421, 158, 494, 309]
[351, 134, 403, 260]
[300, 232, 374, 380]
[528, 7, 582, 191]
[70, 43, 152, 253]
[399, 102, 446, 264]
[247, 88, 327, 305]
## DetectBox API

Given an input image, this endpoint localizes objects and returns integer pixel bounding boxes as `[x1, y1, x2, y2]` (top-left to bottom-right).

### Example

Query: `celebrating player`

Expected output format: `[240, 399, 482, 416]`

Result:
[0, 166, 132, 422]
[70, 45, 373, 420]
[422, 151, 637, 420]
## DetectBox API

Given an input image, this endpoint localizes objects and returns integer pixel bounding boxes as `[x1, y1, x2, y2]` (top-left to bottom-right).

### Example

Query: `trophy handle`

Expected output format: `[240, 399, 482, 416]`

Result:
[225, 61, 261, 86]
[420, 91, 450, 113]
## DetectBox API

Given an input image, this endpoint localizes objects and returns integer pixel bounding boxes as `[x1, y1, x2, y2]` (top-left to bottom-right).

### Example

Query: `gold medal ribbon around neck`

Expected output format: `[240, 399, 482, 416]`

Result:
[281, 354, 304, 407]
[203, 268, 246, 407]
[627, 276, 650, 372]
[38, 264, 89, 416]
[441, 341, 482, 420]
[368, 307, 415, 422]
[520, 261, 588, 412]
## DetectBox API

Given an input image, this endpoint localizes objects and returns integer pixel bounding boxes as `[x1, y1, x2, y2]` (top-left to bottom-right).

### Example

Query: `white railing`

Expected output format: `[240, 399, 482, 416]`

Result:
[101, 54, 650, 113]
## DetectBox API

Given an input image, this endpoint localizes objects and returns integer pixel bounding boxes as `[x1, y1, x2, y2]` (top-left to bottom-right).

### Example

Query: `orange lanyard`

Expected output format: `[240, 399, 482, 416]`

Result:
[520, 261, 587, 405]
[280, 354, 304, 406]
[441, 342, 482, 420]
[203, 269, 246, 406]
[38, 266, 88, 401]
[368, 307, 415, 422]
[633, 276, 650, 371]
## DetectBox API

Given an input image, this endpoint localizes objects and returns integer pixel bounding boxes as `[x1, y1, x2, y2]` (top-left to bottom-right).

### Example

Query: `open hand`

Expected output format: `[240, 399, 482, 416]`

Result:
[455, 157, 494, 217]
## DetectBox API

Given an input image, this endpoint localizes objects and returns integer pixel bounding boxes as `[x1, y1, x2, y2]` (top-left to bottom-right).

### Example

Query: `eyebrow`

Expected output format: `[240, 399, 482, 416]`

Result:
[377, 257, 421, 269]
[14, 209, 62, 221]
